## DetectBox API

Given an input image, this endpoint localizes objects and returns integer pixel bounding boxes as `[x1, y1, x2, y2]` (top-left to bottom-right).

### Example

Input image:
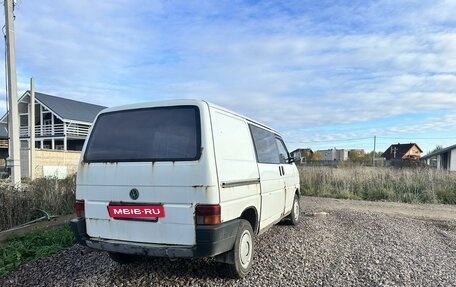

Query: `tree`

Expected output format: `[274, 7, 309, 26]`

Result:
[429, 145, 443, 154]
[363, 151, 383, 161]
[311, 151, 322, 160]
[348, 150, 365, 161]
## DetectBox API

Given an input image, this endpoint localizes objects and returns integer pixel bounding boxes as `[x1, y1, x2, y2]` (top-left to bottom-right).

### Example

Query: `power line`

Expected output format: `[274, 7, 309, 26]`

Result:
[290, 135, 456, 145]
[289, 136, 372, 144]
[377, 136, 456, 140]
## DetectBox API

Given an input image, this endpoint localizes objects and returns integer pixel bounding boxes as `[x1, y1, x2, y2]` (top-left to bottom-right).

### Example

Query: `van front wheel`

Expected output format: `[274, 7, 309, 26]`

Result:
[223, 219, 254, 278]
[288, 195, 300, 225]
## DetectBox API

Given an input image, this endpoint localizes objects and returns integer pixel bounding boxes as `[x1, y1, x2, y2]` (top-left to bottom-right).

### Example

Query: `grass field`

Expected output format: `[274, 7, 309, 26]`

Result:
[298, 166, 456, 204]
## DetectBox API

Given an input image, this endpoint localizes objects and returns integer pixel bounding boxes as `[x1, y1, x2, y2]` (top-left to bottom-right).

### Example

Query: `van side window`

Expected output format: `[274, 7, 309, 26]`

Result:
[275, 137, 290, 164]
[249, 125, 280, 164]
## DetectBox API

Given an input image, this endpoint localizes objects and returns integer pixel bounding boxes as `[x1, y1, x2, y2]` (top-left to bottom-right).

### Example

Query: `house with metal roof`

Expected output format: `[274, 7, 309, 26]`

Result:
[381, 143, 422, 160]
[422, 144, 456, 171]
[0, 91, 106, 151]
[290, 148, 313, 163]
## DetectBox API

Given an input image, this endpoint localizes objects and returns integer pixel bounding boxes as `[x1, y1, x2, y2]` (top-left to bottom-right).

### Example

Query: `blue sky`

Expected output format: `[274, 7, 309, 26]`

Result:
[1, 0, 456, 154]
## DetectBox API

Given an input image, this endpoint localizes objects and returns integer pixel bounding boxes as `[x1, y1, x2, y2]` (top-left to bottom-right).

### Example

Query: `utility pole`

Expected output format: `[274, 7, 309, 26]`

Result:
[30, 78, 35, 180]
[372, 135, 376, 167]
[4, 0, 21, 186]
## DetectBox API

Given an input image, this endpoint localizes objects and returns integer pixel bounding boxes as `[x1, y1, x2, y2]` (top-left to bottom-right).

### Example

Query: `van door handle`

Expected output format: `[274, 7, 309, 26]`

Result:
[278, 166, 285, 176]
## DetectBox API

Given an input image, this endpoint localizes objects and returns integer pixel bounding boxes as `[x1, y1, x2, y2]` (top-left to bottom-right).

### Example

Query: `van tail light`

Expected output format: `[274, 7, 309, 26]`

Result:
[75, 200, 85, 217]
[196, 204, 221, 225]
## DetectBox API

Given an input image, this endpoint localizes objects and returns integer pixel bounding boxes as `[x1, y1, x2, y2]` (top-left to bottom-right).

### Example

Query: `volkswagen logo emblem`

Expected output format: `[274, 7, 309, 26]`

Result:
[129, 188, 139, 200]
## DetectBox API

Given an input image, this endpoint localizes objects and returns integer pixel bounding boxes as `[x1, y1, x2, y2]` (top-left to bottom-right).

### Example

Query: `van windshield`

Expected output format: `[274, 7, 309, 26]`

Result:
[84, 106, 201, 162]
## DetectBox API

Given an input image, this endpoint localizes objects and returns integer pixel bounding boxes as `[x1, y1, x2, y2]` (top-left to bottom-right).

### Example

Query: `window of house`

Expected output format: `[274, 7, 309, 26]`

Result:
[20, 140, 29, 149]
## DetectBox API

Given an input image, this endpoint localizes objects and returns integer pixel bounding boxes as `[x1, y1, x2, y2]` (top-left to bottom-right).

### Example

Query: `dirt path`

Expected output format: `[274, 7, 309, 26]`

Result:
[0, 214, 74, 244]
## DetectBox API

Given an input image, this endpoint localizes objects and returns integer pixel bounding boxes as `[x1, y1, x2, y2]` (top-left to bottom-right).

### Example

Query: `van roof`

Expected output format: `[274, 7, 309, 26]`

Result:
[99, 99, 280, 135]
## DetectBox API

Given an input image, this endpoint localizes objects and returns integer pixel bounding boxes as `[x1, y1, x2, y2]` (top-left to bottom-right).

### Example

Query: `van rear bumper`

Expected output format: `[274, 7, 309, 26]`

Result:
[70, 217, 239, 258]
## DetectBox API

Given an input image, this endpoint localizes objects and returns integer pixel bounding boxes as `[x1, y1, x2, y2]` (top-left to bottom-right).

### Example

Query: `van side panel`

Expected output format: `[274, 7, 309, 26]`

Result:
[275, 138, 300, 216]
[209, 107, 261, 223]
[256, 164, 286, 229]
[282, 163, 300, 213]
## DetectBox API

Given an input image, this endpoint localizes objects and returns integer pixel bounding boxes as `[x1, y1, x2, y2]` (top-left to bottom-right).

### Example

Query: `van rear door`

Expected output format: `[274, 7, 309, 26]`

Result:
[77, 104, 217, 246]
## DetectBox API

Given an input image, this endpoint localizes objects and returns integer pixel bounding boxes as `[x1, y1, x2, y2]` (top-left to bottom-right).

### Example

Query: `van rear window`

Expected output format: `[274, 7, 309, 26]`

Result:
[84, 106, 201, 162]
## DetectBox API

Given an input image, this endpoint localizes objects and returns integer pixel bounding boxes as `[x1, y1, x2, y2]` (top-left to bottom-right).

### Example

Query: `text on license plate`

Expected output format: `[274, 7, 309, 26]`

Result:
[107, 205, 165, 219]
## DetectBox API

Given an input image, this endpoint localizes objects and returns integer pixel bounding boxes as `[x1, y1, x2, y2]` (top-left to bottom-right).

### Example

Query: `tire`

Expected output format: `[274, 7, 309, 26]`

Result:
[223, 219, 254, 278]
[108, 252, 138, 264]
[288, 194, 300, 225]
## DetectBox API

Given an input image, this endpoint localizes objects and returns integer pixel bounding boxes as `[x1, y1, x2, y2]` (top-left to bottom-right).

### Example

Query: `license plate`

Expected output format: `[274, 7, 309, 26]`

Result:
[108, 205, 165, 219]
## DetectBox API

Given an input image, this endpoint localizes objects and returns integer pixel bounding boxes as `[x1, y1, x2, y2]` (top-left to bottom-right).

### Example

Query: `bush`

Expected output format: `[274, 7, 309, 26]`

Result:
[298, 166, 456, 204]
[436, 187, 456, 204]
[0, 175, 76, 231]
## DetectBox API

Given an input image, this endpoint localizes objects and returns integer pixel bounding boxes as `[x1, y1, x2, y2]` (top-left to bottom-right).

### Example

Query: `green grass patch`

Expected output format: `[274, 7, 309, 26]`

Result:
[0, 224, 73, 277]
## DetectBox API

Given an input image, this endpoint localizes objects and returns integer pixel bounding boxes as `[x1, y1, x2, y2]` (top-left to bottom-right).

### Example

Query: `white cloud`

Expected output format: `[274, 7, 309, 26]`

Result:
[0, 0, 455, 151]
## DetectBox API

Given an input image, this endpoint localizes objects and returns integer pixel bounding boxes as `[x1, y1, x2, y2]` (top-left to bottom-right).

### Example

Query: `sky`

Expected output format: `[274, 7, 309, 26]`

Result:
[1, 0, 456, 154]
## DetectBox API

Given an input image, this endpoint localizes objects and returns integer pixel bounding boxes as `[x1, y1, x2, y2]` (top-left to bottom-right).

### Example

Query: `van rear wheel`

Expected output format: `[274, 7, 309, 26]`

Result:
[223, 219, 254, 278]
[108, 252, 138, 264]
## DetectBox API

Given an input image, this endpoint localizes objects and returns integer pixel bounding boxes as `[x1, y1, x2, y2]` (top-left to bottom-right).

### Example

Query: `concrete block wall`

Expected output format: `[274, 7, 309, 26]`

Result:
[21, 149, 81, 178]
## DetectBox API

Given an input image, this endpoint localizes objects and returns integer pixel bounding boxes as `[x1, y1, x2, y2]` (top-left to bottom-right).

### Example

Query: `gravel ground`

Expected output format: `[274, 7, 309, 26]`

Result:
[1, 196, 456, 286]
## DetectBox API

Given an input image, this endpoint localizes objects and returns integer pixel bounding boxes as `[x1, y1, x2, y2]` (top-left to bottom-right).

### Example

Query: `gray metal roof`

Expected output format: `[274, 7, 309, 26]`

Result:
[35, 92, 107, 123]
[422, 144, 456, 159]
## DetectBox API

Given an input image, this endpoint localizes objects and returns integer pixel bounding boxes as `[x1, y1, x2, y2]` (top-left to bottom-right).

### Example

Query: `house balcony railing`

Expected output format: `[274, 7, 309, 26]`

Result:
[66, 124, 90, 137]
[19, 123, 90, 138]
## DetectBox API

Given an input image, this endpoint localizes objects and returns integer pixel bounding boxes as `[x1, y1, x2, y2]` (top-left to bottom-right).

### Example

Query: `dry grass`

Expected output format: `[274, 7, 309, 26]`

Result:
[1, 167, 454, 230]
[298, 166, 456, 204]
[0, 175, 76, 231]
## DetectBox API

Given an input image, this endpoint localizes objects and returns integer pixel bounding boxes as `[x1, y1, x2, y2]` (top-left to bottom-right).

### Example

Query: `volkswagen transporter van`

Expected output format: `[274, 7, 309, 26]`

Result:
[71, 100, 300, 278]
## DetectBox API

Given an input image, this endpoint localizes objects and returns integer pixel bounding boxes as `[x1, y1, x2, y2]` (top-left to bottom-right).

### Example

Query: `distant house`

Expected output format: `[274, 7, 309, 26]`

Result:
[1, 91, 107, 151]
[316, 148, 348, 161]
[381, 143, 422, 160]
[290, 148, 313, 163]
[422, 144, 456, 171]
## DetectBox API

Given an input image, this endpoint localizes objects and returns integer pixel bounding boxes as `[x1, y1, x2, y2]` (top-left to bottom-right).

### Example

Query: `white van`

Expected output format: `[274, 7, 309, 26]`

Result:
[71, 100, 300, 278]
